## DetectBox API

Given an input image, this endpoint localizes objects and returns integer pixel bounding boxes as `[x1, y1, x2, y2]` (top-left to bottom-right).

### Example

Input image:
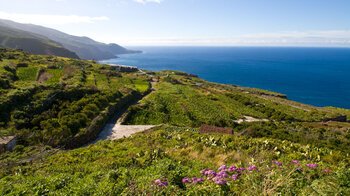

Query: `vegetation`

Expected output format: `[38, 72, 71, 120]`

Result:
[0, 48, 150, 147]
[0, 19, 140, 60]
[0, 24, 79, 58]
[122, 73, 350, 152]
[0, 49, 349, 195]
[0, 126, 349, 195]
[125, 74, 340, 126]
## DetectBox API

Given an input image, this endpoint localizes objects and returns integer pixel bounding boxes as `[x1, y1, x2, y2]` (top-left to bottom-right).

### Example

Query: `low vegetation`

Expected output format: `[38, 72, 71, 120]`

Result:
[0, 48, 151, 147]
[0, 126, 349, 195]
[0, 49, 349, 195]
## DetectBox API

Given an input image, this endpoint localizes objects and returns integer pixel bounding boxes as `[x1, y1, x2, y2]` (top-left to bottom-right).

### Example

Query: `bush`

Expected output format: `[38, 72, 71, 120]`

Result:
[13, 145, 24, 153]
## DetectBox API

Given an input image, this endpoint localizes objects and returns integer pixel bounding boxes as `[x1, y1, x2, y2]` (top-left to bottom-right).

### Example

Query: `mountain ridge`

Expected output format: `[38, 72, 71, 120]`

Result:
[0, 24, 80, 59]
[0, 19, 140, 60]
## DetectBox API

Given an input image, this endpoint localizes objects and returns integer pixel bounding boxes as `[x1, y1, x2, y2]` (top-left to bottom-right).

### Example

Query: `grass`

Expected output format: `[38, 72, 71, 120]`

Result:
[1, 49, 350, 195]
[16, 66, 38, 81]
[133, 79, 150, 93]
[0, 48, 151, 146]
[0, 126, 348, 195]
[124, 80, 335, 127]
[45, 69, 62, 84]
[94, 73, 109, 90]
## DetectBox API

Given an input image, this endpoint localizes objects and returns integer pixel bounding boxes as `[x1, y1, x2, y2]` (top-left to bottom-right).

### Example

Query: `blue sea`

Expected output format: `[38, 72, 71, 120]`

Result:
[102, 47, 350, 109]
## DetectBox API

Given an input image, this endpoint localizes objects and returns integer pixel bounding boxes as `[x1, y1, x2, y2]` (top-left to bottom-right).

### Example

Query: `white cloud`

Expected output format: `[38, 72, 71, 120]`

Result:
[0, 11, 109, 25]
[134, 0, 162, 4]
[104, 30, 350, 47]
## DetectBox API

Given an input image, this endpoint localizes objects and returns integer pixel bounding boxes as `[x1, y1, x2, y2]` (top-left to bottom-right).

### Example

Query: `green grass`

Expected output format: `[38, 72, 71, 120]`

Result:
[124, 81, 332, 127]
[0, 48, 150, 146]
[95, 73, 109, 90]
[16, 66, 38, 81]
[85, 72, 95, 86]
[325, 107, 350, 121]
[0, 126, 348, 195]
[1, 49, 350, 195]
[109, 77, 121, 88]
[45, 69, 62, 84]
[133, 79, 150, 92]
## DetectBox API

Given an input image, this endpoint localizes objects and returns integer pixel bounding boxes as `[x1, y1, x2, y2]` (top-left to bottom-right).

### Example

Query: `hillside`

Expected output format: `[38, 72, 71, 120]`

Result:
[0, 19, 141, 60]
[0, 49, 349, 195]
[0, 25, 79, 59]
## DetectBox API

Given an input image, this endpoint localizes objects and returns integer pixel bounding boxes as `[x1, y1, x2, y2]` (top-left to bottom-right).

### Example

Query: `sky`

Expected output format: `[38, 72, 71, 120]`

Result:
[0, 0, 350, 47]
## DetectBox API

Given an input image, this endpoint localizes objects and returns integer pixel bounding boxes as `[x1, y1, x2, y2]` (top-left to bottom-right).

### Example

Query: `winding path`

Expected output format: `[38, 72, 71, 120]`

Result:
[89, 78, 159, 144]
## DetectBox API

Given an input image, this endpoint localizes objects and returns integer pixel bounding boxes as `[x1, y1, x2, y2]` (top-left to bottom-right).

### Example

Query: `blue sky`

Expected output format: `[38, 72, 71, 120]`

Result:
[0, 0, 349, 46]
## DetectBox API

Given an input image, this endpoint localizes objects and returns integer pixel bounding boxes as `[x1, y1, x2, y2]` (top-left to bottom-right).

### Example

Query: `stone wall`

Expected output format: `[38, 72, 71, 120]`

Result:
[110, 65, 139, 72]
[63, 89, 151, 149]
[6, 137, 16, 151]
[0, 136, 16, 153]
[0, 144, 5, 154]
[322, 115, 347, 122]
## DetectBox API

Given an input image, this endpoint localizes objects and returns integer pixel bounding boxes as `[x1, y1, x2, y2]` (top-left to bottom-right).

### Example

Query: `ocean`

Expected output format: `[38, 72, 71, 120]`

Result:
[102, 46, 350, 109]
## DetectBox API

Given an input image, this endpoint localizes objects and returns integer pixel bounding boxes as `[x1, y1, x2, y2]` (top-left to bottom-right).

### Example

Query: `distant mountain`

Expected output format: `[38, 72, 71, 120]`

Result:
[0, 24, 79, 58]
[0, 19, 140, 60]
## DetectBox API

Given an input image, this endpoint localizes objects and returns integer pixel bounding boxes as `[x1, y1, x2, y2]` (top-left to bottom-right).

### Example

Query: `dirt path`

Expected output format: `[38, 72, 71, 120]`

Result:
[89, 78, 159, 144]
[96, 124, 157, 141]
[234, 116, 269, 123]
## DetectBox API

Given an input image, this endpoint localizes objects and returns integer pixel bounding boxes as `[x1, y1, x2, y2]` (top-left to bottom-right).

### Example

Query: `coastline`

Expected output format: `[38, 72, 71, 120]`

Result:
[101, 46, 350, 109]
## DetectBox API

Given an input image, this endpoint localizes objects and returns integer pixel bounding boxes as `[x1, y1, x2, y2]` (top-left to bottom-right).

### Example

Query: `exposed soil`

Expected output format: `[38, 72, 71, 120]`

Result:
[89, 77, 159, 144]
[234, 116, 269, 124]
[37, 72, 52, 83]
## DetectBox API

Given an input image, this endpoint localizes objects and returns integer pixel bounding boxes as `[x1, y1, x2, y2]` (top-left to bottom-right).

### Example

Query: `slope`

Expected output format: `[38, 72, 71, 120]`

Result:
[0, 19, 140, 60]
[0, 25, 79, 58]
[0, 50, 349, 195]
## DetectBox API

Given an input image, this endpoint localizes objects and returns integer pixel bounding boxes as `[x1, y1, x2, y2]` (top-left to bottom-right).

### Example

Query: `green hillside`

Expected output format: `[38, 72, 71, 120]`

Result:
[0, 19, 140, 60]
[0, 25, 79, 59]
[1, 126, 349, 195]
[0, 49, 349, 195]
[0, 48, 149, 147]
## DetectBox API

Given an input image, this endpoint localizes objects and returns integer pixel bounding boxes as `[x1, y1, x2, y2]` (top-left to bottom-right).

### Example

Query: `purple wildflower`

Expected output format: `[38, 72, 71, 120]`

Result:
[217, 171, 228, 178]
[247, 165, 257, 171]
[297, 167, 303, 170]
[200, 169, 206, 175]
[231, 174, 238, 181]
[272, 161, 282, 166]
[182, 177, 190, 184]
[207, 170, 217, 177]
[196, 178, 205, 183]
[322, 169, 331, 173]
[218, 165, 227, 171]
[154, 179, 161, 185]
[215, 178, 228, 185]
[229, 166, 237, 172]
[307, 164, 318, 168]
[129, 181, 135, 188]
[154, 178, 168, 187]
[290, 160, 300, 164]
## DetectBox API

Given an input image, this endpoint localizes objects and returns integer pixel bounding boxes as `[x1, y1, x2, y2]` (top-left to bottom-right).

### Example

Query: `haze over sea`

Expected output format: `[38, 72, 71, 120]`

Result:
[103, 47, 350, 109]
